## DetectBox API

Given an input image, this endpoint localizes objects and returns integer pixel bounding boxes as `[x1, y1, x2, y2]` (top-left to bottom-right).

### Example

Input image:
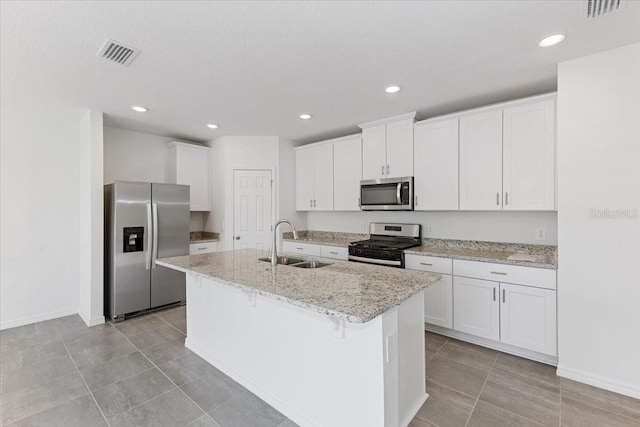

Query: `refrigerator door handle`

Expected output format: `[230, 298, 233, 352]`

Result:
[146, 202, 153, 270]
[152, 203, 159, 269]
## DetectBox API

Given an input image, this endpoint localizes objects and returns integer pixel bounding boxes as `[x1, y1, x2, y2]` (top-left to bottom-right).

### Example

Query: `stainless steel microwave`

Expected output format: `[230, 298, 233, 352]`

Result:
[359, 177, 414, 211]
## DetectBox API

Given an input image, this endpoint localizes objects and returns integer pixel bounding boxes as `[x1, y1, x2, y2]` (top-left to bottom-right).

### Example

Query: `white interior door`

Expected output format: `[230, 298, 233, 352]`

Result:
[233, 170, 273, 251]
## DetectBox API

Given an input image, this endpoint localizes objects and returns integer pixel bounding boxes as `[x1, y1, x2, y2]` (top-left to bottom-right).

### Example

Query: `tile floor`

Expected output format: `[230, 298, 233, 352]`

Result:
[1, 309, 639, 427]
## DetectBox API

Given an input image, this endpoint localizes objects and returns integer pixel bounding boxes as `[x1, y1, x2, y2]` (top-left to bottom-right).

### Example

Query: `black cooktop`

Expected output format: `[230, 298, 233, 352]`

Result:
[350, 239, 421, 251]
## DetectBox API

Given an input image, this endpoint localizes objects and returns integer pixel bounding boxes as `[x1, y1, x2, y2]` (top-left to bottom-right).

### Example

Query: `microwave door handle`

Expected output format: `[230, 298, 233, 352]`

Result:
[396, 183, 402, 205]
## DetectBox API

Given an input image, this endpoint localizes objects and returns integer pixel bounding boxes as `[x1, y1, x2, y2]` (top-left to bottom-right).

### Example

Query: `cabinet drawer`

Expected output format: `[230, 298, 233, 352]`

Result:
[189, 242, 218, 255]
[405, 254, 452, 275]
[282, 241, 321, 256]
[453, 259, 556, 290]
[320, 245, 348, 260]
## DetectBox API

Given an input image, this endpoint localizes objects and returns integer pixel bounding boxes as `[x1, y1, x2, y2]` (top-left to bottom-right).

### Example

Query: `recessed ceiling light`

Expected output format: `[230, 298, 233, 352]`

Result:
[206, 124, 219, 129]
[538, 34, 565, 48]
[299, 114, 312, 120]
[385, 85, 401, 94]
[131, 105, 147, 112]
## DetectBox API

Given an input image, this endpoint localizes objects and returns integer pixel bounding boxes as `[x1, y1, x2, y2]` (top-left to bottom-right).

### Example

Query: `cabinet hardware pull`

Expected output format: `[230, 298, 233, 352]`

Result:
[310, 199, 312, 208]
[329, 251, 338, 254]
[503, 289, 506, 303]
[505, 192, 509, 205]
[493, 287, 496, 301]
[491, 271, 507, 275]
[420, 262, 433, 266]
[198, 247, 206, 250]
[296, 247, 304, 250]
[313, 199, 316, 208]
[415, 196, 418, 206]
[381, 165, 385, 176]
[387, 164, 390, 175]
[496, 192, 500, 205]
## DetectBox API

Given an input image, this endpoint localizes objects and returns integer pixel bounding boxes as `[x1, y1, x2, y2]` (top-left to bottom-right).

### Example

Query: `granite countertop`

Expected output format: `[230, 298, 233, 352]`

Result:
[282, 231, 367, 248]
[404, 239, 557, 269]
[156, 249, 440, 324]
[190, 231, 220, 244]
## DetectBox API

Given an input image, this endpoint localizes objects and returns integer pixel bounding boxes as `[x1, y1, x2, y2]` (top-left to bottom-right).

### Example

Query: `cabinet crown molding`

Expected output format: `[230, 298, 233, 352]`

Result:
[358, 111, 417, 129]
[168, 141, 210, 151]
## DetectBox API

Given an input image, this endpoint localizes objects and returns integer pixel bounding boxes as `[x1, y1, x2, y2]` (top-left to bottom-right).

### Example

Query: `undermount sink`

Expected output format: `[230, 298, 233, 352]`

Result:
[291, 261, 331, 269]
[258, 256, 305, 265]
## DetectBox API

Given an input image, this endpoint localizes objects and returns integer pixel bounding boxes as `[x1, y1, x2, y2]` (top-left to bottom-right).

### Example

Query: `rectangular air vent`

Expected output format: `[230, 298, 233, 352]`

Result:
[97, 39, 140, 66]
[587, 0, 621, 19]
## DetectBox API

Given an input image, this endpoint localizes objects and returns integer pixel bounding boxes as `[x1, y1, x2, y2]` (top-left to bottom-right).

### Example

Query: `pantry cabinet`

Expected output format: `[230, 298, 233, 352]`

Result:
[167, 142, 210, 211]
[413, 118, 459, 210]
[295, 143, 333, 211]
[360, 113, 416, 180]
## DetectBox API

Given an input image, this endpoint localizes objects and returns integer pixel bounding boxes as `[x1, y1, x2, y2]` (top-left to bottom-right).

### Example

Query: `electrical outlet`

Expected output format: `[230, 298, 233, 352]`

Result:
[427, 226, 433, 234]
[535, 228, 546, 241]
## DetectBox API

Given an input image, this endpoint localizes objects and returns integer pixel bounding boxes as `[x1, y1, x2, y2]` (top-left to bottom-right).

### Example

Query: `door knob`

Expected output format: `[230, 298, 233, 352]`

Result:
[235, 236, 240, 240]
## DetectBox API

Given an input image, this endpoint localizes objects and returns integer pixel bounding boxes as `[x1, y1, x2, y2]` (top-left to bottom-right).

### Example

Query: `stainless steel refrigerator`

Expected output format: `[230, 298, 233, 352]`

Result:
[104, 181, 190, 321]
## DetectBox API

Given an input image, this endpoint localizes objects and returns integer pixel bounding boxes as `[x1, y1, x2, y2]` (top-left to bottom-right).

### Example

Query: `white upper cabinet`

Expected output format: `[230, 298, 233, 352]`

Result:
[167, 142, 210, 211]
[459, 110, 503, 210]
[503, 99, 556, 210]
[414, 118, 459, 210]
[360, 112, 416, 180]
[295, 143, 334, 211]
[333, 135, 362, 211]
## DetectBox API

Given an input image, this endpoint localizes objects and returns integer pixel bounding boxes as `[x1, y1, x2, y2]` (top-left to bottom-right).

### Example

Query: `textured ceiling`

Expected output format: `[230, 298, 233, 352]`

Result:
[1, 1, 639, 143]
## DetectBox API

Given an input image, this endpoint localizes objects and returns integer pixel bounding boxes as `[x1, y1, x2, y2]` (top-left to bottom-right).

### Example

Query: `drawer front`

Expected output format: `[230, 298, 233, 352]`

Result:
[453, 259, 556, 290]
[282, 241, 321, 256]
[189, 242, 218, 255]
[320, 245, 348, 260]
[405, 254, 453, 275]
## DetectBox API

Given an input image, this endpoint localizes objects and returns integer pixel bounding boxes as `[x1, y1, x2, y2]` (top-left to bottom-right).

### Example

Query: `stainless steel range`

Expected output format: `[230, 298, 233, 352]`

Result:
[348, 223, 421, 268]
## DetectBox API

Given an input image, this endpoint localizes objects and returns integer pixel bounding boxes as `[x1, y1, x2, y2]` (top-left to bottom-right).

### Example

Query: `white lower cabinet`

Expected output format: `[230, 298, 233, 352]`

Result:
[500, 283, 557, 355]
[453, 276, 500, 341]
[320, 245, 348, 261]
[189, 242, 218, 255]
[424, 274, 453, 329]
[282, 241, 322, 256]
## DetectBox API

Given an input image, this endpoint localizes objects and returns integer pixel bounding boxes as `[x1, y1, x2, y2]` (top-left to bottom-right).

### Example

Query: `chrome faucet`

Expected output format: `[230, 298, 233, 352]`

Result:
[271, 219, 298, 266]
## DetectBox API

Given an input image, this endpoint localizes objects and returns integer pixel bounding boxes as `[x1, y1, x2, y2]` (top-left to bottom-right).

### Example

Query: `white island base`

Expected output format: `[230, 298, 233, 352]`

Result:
[185, 274, 428, 427]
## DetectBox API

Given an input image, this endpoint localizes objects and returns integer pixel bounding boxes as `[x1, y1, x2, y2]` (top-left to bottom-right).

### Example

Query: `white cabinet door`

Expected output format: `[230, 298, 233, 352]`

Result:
[503, 99, 555, 211]
[453, 276, 500, 340]
[386, 118, 414, 178]
[333, 136, 362, 211]
[295, 147, 315, 211]
[189, 242, 218, 255]
[414, 118, 459, 210]
[313, 144, 334, 210]
[168, 142, 210, 211]
[500, 283, 557, 356]
[282, 241, 321, 256]
[459, 110, 503, 210]
[362, 125, 387, 180]
[424, 274, 453, 328]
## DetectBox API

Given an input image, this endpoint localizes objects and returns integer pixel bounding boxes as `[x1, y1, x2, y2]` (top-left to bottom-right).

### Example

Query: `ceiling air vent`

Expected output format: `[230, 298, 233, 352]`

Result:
[587, 0, 622, 19]
[97, 39, 140, 66]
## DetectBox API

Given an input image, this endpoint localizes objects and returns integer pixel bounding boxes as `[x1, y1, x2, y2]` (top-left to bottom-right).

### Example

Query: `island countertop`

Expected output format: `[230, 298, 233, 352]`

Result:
[156, 249, 440, 324]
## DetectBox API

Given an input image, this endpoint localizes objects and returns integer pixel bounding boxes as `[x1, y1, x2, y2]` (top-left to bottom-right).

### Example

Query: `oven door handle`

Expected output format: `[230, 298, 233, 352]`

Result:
[396, 183, 402, 205]
[348, 255, 402, 267]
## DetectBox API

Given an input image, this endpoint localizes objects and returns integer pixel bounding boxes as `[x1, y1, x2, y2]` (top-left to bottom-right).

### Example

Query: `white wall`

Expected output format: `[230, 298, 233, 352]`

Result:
[0, 106, 86, 329]
[307, 211, 557, 245]
[556, 43, 640, 398]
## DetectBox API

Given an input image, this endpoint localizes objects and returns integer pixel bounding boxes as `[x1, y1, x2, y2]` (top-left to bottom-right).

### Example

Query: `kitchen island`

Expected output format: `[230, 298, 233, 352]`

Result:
[157, 249, 440, 427]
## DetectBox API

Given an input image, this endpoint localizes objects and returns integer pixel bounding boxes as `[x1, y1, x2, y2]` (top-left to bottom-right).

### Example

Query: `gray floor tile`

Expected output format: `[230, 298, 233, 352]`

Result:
[560, 377, 640, 421]
[93, 368, 175, 418]
[64, 324, 123, 353]
[277, 419, 300, 427]
[561, 389, 640, 427]
[2, 371, 88, 424]
[436, 340, 498, 372]
[51, 315, 91, 339]
[128, 324, 185, 349]
[494, 353, 559, 389]
[0, 321, 61, 355]
[7, 394, 104, 427]
[427, 354, 489, 398]
[0, 339, 68, 372]
[181, 369, 246, 412]
[208, 391, 286, 427]
[141, 337, 192, 365]
[1, 354, 76, 394]
[80, 351, 153, 391]
[156, 305, 186, 323]
[409, 418, 438, 427]
[158, 353, 221, 386]
[479, 367, 559, 426]
[186, 415, 221, 426]
[108, 388, 203, 427]
[113, 315, 167, 338]
[425, 332, 448, 354]
[416, 381, 475, 427]
[172, 319, 187, 334]
[467, 401, 543, 427]
[68, 335, 138, 370]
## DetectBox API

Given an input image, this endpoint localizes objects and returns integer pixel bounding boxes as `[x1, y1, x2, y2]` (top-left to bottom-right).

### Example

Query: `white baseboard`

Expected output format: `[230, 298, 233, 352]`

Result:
[186, 337, 322, 427]
[0, 307, 78, 330]
[78, 311, 106, 327]
[556, 365, 640, 399]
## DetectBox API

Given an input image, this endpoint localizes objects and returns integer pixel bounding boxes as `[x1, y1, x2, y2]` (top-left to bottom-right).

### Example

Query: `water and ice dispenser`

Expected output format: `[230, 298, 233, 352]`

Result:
[123, 227, 144, 253]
